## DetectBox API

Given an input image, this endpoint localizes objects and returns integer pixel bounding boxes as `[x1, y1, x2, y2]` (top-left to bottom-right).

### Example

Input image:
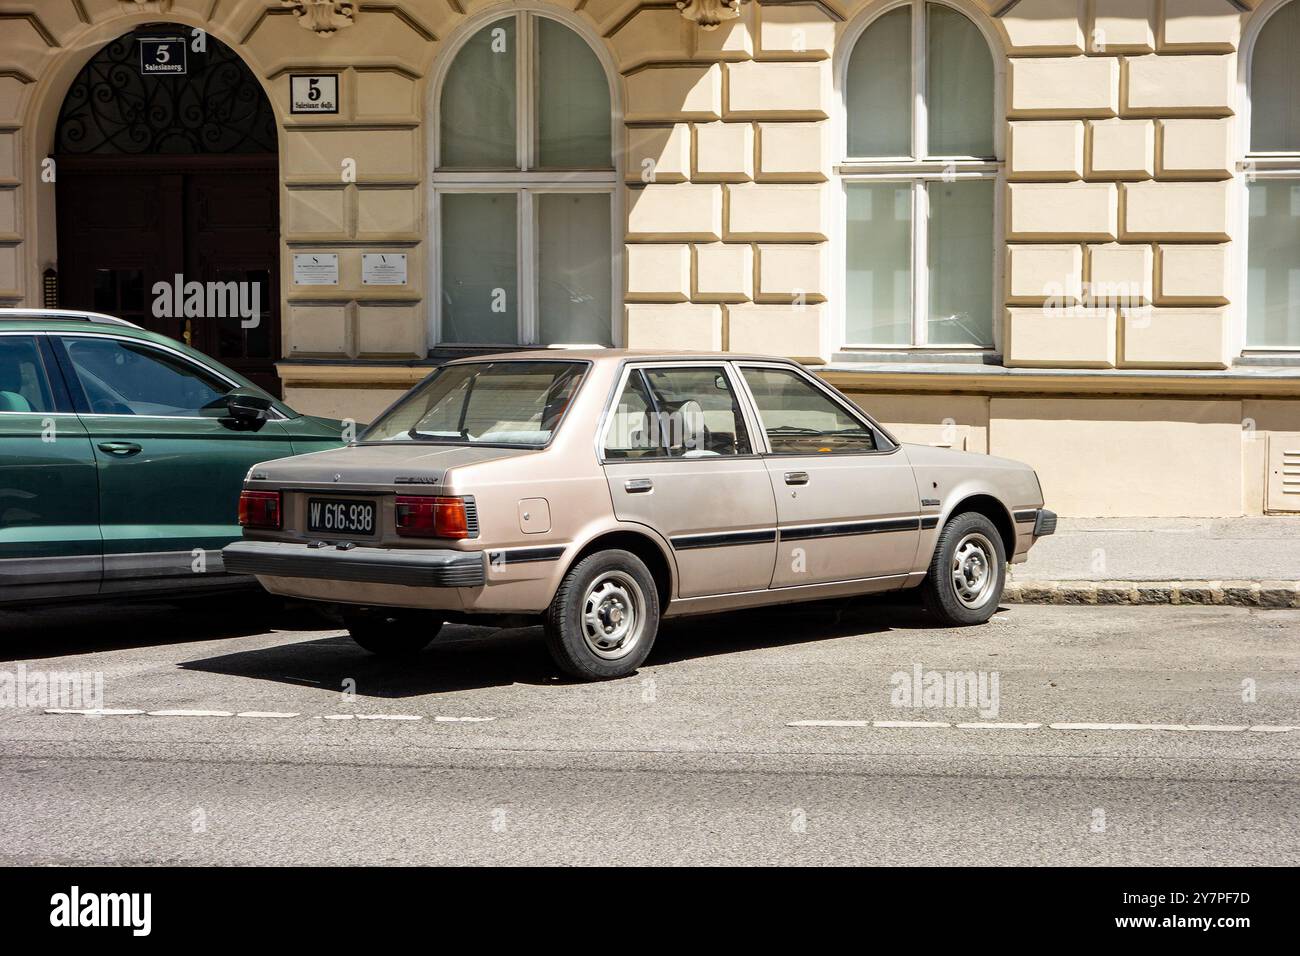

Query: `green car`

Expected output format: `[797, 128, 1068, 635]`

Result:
[0, 309, 346, 605]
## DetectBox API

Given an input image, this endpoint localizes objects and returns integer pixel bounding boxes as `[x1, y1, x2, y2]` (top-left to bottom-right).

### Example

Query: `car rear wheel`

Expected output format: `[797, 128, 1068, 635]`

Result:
[342, 607, 443, 657]
[544, 550, 660, 681]
[921, 512, 1006, 626]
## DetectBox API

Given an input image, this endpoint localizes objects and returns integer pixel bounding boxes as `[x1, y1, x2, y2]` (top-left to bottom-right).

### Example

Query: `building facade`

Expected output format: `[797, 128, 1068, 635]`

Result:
[1, 0, 1297, 516]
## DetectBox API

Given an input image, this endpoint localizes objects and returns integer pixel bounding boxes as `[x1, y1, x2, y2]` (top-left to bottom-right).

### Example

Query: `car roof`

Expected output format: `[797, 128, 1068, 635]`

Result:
[0, 308, 142, 329]
[0, 310, 169, 343]
[0, 309, 296, 415]
[442, 349, 802, 366]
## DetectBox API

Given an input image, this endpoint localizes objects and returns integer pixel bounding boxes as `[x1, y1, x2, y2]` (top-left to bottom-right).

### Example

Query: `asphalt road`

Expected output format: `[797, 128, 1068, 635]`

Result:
[0, 595, 1296, 866]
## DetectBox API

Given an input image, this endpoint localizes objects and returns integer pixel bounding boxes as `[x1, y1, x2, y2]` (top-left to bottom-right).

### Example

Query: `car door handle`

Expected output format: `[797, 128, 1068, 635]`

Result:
[784, 471, 810, 486]
[624, 479, 654, 494]
[97, 442, 142, 457]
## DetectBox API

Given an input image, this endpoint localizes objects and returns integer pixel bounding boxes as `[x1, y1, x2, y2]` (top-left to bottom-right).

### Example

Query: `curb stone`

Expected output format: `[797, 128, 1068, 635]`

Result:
[1004, 580, 1300, 607]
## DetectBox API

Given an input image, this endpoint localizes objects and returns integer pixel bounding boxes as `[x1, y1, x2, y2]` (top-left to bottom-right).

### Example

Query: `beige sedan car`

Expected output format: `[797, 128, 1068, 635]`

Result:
[224, 352, 1055, 680]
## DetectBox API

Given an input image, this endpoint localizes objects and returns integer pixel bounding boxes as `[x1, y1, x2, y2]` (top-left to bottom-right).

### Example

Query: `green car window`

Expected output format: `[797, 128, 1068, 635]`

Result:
[0, 336, 56, 414]
[64, 337, 231, 417]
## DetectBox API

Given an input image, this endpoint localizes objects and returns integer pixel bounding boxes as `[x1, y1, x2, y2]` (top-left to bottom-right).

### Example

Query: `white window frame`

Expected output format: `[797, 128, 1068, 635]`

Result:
[834, 0, 1005, 354]
[1238, 0, 1300, 354]
[428, 6, 622, 349]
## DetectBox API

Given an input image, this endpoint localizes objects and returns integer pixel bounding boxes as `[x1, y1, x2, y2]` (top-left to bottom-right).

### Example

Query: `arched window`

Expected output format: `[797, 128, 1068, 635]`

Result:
[434, 12, 615, 347]
[1246, 0, 1300, 349]
[842, 1, 997, 350]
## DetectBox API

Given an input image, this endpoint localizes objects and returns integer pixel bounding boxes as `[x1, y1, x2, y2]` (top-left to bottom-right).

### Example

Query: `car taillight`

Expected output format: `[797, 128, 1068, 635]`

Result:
[238, 490, 281, 530]
[395, 496, 469, 539]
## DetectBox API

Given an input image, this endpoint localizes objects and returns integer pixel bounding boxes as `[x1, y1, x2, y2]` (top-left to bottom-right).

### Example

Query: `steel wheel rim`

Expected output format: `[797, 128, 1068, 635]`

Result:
[580, 570, 646, 660]
[950, 532, 998, 609]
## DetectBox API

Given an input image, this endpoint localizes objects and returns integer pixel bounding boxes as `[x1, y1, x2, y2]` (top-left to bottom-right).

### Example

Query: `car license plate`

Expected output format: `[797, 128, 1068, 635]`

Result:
[307, 498, 376, 537]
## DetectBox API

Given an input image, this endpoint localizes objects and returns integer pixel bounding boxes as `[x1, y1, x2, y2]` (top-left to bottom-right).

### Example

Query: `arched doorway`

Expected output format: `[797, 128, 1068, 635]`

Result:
[53, 26, 282, 395]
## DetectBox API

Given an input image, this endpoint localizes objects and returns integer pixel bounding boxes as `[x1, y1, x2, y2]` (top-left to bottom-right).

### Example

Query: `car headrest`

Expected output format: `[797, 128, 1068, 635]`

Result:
[0, 390, 32, 413]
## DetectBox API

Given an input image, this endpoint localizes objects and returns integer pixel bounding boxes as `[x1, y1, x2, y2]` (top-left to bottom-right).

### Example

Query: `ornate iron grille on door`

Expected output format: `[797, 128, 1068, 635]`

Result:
[55, 29, 276, 155]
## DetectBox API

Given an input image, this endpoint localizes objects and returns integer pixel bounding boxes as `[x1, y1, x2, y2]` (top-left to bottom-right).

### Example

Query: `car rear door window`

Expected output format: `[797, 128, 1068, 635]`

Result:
[0, 336, 56, 414]
[740, 366, 877, 455]
[604, 366, 752, 459]
[62, 337, 230, 416]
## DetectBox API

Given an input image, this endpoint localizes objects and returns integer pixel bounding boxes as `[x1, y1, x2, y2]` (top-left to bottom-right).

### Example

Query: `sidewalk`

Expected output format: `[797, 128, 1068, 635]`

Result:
[1006, 517, 1300, 607]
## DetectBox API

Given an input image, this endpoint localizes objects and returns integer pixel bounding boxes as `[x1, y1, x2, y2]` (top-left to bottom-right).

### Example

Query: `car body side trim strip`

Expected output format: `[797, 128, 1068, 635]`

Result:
[487, 546, 566, 565]
[670, 528, 779, 551]
[779, 516, 922, 542]
[0, 553, 103, 586]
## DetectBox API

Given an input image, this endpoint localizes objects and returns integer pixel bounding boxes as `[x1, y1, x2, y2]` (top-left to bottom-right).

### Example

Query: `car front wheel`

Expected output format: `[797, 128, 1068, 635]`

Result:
[342, 607, 443, 657]
[544, 550, 660, 681]
[921, 512, 1006, 626]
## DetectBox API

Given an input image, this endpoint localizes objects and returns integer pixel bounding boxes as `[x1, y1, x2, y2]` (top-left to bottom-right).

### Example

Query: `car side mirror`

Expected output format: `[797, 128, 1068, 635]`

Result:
[212, 388, 273, 432]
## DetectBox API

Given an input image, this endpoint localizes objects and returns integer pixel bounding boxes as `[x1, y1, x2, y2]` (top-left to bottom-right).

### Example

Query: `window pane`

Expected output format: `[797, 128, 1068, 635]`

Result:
[638, 367, 752, 457]
[927, 4, 994, 157]
[64, 338, 228, 416]
[0, 336, 55, 413]
[1251, 0, 1300, 152]
[603, 370, 660, 460]
[538, 192, 612, 346]
[365, 361, 584, 446]
[927, 179, 994, 347]
[1247, 180, 1300, 347]
[440, 18, 517, 168]
[537, 18, 611, 168]
[741, 367, 876, 455]
[846, 7, 912, 158]
[440, 193, 518, 344]
[92, 269, 117, 314]
[846, 182, 912, 345]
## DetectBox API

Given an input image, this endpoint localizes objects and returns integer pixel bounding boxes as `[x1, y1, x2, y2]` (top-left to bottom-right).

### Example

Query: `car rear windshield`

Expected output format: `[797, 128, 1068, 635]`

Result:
[362, 361, 586, 447]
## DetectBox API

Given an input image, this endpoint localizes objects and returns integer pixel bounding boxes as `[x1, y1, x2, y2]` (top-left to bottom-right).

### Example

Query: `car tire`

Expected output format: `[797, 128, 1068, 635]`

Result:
[343, 607, 443, 657]
[544, 550, 660, 681]
[921, 512, 1006, 626]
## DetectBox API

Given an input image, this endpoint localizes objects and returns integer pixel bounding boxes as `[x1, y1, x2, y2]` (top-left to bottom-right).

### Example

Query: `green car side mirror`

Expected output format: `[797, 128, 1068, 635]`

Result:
[206, 387, 273, 432]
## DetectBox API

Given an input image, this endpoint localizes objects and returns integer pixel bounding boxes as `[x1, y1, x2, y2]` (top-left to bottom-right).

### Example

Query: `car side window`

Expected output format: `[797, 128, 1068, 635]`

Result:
[740, 366, 877, 455]
[0, 336, 56, 414]
[604, 366, 752, 459]
[63, 337, 230, 417]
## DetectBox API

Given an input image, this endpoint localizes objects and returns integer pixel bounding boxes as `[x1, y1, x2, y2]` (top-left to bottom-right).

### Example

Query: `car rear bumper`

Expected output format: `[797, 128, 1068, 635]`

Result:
[222, 540, 486, 588]
[1033, 509, 1058, 537]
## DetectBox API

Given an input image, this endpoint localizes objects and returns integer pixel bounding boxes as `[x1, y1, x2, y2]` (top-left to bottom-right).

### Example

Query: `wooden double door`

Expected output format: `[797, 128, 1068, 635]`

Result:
[56, 155, 282, 396]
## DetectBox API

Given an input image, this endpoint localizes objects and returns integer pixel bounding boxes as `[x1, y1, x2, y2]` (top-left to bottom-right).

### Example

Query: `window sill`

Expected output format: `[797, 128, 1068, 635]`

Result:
[831, 350, 1002, 365]
[816, 361, 1300, 397]
[1237, 352, 1300, 367]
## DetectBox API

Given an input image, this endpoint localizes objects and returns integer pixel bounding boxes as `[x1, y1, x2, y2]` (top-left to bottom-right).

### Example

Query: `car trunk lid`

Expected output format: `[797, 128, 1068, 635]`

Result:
[247, 442, 539, 488]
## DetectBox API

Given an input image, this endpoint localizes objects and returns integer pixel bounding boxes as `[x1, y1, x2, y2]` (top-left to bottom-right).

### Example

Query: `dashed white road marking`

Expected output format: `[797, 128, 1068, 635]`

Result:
[44, 709, 495, 723]
[1049, 722, 1261, 732]
[788, 719, 1296, 734]
[1050, 722, 1186, 731]
[356, 714, 421, 721]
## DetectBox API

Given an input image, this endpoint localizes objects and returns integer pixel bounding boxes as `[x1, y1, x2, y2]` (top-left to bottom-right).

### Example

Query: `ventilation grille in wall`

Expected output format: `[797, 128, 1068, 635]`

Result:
[1266, 434, 1300, 513]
